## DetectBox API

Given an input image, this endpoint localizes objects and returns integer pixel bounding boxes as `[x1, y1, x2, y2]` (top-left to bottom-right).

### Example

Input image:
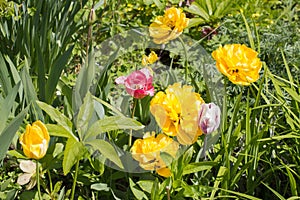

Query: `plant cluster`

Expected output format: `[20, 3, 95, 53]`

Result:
[0, 0, 299, 199]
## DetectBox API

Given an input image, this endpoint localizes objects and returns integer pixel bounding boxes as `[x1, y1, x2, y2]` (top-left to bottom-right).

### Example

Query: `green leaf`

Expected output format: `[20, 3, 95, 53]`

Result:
[46, 124, 77, 140]
[3, 55, 22, 97]
[63, 138, 86, 175]
[7, 150, 27, 159]
[37, 101, 73, 135]
[214, 0, 232, 18]
[286, 168, 298, 196]
[129, 178, 148, 200]
[185, 2, 210, 21]
[45, 46, 74, 103]
[91, 183, 109, 191]
[20, 64, 44, 121]
[160, 152, 174, 167]
[151, 179, 159, 200]
[240, 10, 255, 50]
[137, 180, 153, 194]
[93, 96, 124, 117]
[53, 181, 63, 196]
[76, 92, 94, 140]
[35, 38, 46, 102]
[0, 106, 29, 162]
[0, 82, 20, 133]
[57, 186, 65, 200]
[187, 18, 206, 28]
[153, 0, 164, 9]
[183, 161, 217, 175]
[85, 139, 123, 169]
[0, 52, 12, 96]
[210, 166, 228, 199]
[73, 49, 95, 113]
[205, 0, 213, 15]
[219, 188, 262, 200]
[89, 156, 105, 175]
[84, 116, 144, 141]
[283, 87, 300, 103]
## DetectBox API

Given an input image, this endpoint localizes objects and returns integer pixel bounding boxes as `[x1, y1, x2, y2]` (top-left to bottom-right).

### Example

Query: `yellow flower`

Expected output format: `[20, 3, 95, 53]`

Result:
[19, 121, 50, 160]
[142, 51, 159, 66]
[149, 7, 189, 44]
[212, 44, 262, 86]
[131, 133, 179, 177]
[150, 83, 204, 145]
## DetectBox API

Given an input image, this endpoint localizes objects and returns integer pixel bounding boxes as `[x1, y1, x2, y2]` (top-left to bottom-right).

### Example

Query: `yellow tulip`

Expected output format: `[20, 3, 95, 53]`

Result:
[212, 44, 262, 85]
[150, 83, 204, 145]
[19, 121, 50, 160]
[131, 133, 179, 177]
[149, 7, 189, 44]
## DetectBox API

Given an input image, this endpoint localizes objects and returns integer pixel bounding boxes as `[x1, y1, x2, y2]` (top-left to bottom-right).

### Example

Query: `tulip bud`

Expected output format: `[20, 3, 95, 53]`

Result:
[198, 103, 221, 134]
[88, 8, 96, 25]
[19, 121, 50, 160]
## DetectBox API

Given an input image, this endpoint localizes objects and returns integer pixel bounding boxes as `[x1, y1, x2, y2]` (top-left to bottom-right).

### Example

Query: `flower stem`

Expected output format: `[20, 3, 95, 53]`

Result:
[129, 98, 138, 147]
[47, 169, 53, 193]
[178, 36, 189, 83]
[166, 186, 171, 200]
[70, 161, 80, 200]
[36, 160, 42, 200]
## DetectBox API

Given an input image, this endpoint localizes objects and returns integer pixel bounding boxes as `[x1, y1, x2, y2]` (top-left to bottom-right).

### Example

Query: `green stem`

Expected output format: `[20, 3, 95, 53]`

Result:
[178, 36, 189, 83]
[128, 98, 138, 147]
[70, 161, 80, 200]
[47, 169, 53, 194]
[166, 186, 171, 200]
[36, 160, 42, 200]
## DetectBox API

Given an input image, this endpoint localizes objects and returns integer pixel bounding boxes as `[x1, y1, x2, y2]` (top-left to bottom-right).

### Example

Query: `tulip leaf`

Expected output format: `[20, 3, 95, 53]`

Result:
[46, 124, 77, 140]
[76, 92, 94, 141]
[0, 52, 12, 95]
[129, 178, 148, 200]
[45, 46, 74, 103]
[137, 180, 153, 194]
[20, 65, 44, 121]
[185, 2, 210, 21]
[37, 101, 73, 135]
[153, 0, 164, 10]
[63, 138, 86, 175]
[182, 161, 217, 175]
[0, 106, 29, 162]
[187, 18, 206, 28]
[72, 49, 95, 113]
[83, 116, 144, 141]
[93, 96, 124, 117]
[85, 139, 123, 169]
[0, 82, 20, 133]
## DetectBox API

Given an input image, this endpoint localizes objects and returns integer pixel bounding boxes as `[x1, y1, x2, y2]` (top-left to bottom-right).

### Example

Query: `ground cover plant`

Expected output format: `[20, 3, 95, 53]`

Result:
[0, 0, 299, 199]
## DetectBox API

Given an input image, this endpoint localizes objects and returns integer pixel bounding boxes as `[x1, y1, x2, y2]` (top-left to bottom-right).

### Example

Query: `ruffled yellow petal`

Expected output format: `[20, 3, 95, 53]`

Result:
[131, 133, 178, 177]
[150, 83, 205, 145]
[149, 7, 189, 44]
[212, 44, 262, 85]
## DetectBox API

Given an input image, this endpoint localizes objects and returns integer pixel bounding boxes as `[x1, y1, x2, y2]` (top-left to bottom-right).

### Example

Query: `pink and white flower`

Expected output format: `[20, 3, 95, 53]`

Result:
[198, 103, 221, 134]
[115, 68, 155, 99]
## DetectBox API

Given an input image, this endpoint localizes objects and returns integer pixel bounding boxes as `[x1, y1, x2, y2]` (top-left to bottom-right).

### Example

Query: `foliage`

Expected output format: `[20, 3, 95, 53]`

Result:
[0, 0, 299, 199]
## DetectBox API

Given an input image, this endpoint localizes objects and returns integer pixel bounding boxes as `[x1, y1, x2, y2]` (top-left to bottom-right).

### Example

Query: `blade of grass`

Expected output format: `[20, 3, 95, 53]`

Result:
[261, 182, 285, 200]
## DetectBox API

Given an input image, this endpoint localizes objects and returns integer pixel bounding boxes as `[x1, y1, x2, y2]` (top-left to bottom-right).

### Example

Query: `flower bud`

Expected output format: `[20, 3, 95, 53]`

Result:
[19, 121, 50, 159]
[198, 103, 221, 134]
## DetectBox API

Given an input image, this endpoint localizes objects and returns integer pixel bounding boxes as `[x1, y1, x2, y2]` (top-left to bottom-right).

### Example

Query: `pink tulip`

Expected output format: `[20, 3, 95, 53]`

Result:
[115, 68, 155, 99]
[198, 103, 221, 134]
